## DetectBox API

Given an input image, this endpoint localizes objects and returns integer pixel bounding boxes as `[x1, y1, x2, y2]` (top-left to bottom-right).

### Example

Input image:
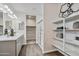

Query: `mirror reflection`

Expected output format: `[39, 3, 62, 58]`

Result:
[0, 12, 3, 35]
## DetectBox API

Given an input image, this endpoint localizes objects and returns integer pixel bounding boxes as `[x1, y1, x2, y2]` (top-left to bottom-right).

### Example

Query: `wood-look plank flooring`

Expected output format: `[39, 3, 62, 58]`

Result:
[19, 44, 64, 56]
[27, 40, 36, 44]
[26, 44, 42, 56]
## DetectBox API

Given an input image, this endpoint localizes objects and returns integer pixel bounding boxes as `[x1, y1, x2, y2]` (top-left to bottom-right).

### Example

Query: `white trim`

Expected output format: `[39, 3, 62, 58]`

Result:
[36, 43, 44, 54]
[42, 49, 57, 54]
[56, 48, 69, 56]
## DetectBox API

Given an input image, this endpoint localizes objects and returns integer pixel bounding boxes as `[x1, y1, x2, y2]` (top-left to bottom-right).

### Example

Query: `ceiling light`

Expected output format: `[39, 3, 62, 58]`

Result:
[4, 5, 13, 14]
[9, 10, 13, 14]
[8, 14, 14, 19]
[13, 14, 17, 19]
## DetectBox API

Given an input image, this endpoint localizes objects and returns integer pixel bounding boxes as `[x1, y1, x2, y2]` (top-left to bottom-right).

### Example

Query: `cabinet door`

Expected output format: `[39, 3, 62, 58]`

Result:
[0, 41, 16, 56]
[16, 35, 24, 55]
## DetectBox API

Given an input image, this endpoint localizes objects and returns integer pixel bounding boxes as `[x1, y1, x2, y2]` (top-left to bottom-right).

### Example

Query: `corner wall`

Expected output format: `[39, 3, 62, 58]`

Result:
[44, 3, 61, 53]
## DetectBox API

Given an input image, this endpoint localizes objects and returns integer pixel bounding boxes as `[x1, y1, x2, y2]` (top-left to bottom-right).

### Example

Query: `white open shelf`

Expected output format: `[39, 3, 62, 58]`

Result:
[53, 11, 79, 56]
[53, 11, 79, 24]
[54, 37, 79, 47]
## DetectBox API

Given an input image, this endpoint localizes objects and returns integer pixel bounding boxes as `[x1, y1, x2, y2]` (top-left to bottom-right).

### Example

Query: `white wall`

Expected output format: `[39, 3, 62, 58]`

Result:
[44, 3, 61, 53]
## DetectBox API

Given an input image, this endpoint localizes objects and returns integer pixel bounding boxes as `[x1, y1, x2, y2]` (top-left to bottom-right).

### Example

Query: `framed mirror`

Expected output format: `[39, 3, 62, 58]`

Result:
[0, 12, 3, 35]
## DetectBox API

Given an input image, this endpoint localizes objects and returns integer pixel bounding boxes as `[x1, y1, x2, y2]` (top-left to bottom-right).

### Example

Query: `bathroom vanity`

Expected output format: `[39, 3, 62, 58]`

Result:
[0, 33, 24, 56]
[0, 4, 25, 56]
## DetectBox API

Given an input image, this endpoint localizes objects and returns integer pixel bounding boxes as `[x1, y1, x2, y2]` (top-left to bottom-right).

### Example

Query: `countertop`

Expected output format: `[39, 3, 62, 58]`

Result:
[0, 32, 24, 41]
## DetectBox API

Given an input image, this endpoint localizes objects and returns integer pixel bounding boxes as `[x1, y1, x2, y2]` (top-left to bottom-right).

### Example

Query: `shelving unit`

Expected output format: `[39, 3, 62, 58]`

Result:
[52, 11, 79, 56]
[26, 15, 36, 42]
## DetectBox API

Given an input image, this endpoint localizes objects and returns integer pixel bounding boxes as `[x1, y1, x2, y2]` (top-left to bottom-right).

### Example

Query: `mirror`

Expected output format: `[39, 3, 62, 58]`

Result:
[5, 20, 12, 30]
[3, 13, 20, 35]
[0, 12, 3, 35]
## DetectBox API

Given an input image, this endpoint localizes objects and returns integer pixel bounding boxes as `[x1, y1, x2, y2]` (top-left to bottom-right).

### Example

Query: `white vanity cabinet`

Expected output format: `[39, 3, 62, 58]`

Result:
[16, 34, 24, 55]
[0, 33, 24, 56]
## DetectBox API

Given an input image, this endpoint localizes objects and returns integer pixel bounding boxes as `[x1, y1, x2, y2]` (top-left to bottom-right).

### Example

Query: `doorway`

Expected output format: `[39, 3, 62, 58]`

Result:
[26, 15, 36, 44]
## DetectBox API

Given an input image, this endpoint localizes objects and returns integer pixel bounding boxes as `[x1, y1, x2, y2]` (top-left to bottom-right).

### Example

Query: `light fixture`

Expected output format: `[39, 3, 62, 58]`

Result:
[13, 14, 17, 19]
[0, 4, 17, 19]
[4, 5, 13, 14]
[8, 14, 14, 19]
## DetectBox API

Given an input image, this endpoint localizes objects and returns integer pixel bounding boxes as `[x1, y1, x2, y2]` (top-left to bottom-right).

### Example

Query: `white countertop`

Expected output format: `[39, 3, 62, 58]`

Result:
[0, 32, 24, 41]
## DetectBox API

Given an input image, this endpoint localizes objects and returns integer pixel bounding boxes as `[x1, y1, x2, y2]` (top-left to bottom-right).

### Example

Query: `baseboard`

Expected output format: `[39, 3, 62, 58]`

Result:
[56, 49, 69, 56]
[43, 49, 57, 54]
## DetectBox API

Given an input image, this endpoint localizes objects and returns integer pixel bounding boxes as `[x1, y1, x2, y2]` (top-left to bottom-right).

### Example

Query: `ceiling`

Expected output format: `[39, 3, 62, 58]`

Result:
[3, 3, 43, 16]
